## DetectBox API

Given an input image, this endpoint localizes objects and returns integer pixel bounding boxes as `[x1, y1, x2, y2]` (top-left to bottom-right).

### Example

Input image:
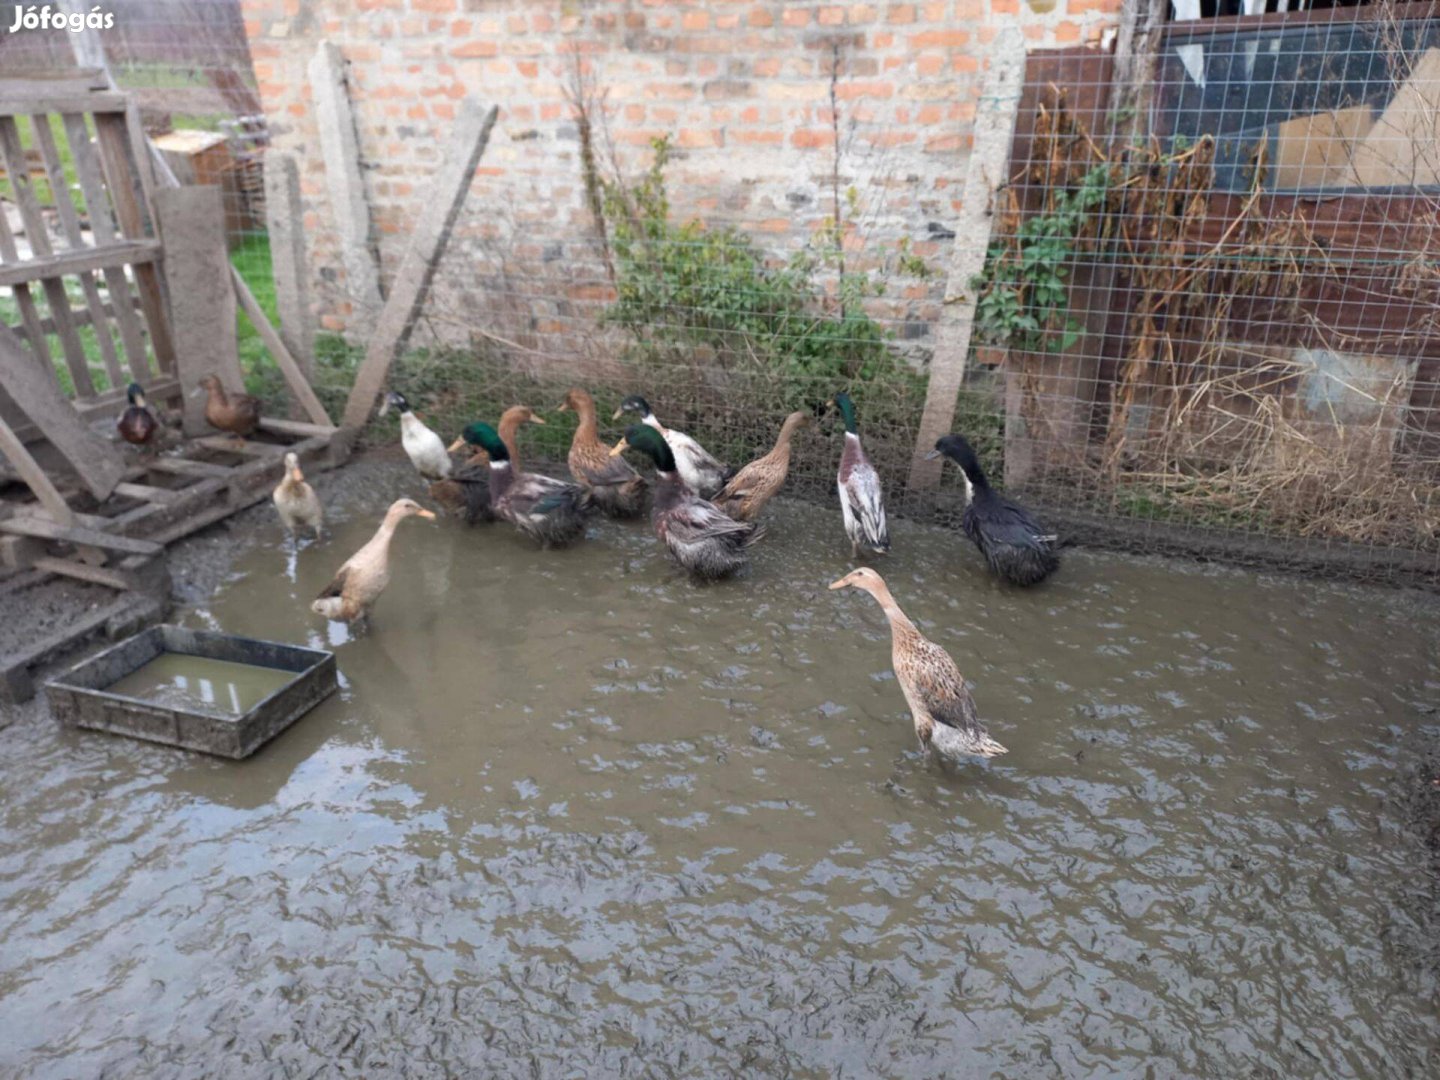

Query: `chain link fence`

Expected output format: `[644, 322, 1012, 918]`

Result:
[2, 0, 1436, 585]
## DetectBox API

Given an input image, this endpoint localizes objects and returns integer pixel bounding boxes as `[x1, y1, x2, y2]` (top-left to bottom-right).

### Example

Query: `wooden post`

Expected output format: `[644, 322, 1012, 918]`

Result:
[155, 186, 242, 435]
[342, 101, 499, 430]
[309, 41, 384, 334]
[0, 328, 123, 503]
[263, 151, 315, 372]
[906, 28, 1027, 493]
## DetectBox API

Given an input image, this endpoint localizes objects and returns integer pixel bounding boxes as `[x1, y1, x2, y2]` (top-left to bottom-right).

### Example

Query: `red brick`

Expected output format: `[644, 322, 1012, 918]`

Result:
[451, 40, 497, 58]
[909, 29, 969, 48]
[792, 128, 835, 148]
[818, 6, 846, 24]
[682, 11, 710, 30]
[915, 54, 944, 76]
[1054, 19, 1081, 42]
[835, 81, 894, 99]
[676, 127, 723, 148]
[781, 8, 811, 26]
[749, 7, 774, 27]
[886, 3, 915, 21]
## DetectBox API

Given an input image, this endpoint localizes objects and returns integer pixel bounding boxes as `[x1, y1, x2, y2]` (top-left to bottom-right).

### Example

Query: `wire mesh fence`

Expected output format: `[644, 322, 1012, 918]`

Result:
[1, 0, 1437, 586]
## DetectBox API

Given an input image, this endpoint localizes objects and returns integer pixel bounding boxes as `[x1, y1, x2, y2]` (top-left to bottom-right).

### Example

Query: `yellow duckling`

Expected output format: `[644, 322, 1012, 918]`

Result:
[272, 452, 323, 539]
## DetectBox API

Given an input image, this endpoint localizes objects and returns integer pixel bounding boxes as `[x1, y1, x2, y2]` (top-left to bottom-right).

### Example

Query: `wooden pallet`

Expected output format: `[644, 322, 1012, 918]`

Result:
[0, 419, 347, 703]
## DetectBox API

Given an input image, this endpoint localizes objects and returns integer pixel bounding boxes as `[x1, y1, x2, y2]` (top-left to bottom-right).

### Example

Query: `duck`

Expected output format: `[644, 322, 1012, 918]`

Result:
[614, 394, 733, 499]
[493, 404, 546, 472]
[197, 374, 261, 439]
[926, 434, 1059, 586]
[829, 568, 1007, 760]
[611, 423, 764, 581]
[382, 390, 452, 480]
[272, 451, 324, 538]
[427, 462, 494, 525]
[116, 381, 159, 448]
[557, 388, 648, 518]
[712, 409, 811, 522]
[452, 421, 592, 547]
[311, 498, 435, 625]
[828, 391, 890, 557]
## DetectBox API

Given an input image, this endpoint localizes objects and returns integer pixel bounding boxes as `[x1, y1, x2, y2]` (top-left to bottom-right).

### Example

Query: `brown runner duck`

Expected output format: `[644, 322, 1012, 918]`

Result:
[829, 568, 1006, 760]
[713, 409, 811, 522]
[557, 388, 647, 518]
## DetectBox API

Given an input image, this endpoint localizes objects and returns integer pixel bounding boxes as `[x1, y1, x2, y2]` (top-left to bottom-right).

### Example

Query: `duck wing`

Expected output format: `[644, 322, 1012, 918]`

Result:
[315, 565, 350, 601]
[573, 444, 642, 487]
[506, 473, 591, 517]
[899, 636, 983, 735]
[842, 460, 889, 550]
[964, 497, 1054, 548]
[662, 493, 759, 546]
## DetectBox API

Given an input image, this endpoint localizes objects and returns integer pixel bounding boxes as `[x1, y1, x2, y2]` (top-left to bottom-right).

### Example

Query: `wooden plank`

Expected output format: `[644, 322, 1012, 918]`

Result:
[0, 328, 124, 500]
[31, 112, 125, 389]
[0, 93, 127, 117]
[94, 113, 177, 377]
[343, 100, 499, 428]
[0, 115, 94, 397]
[0, 239, 161, 288]
[154, 185, 242, 434]
[145, 456, 231, 479]
[193, 436, 286, 457]
[113, 481, 183, 506]
[0, 197, 56, 380]
[264, 150, 315, 370]
[258, 416, 338, 439]
[906, 30, 1027, 492]
[0, 515, 163, 556]
[0, 70, 108, 98]
[31, 556, 136, 591]
[309, 41, 384, 334]
[62, 111, 153, 384]
[234, 268, 334, 427]
[0, 412, 75, 525]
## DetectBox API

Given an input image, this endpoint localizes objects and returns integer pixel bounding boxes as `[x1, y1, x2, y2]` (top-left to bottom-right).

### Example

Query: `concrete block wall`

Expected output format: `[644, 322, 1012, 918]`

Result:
[240, 0, 1124, 362]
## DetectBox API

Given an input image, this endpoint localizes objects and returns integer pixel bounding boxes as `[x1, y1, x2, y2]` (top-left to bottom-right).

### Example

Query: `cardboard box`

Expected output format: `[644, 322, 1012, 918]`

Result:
[1271, 105, 1375, 189]
[1350, 47, 1440, 187]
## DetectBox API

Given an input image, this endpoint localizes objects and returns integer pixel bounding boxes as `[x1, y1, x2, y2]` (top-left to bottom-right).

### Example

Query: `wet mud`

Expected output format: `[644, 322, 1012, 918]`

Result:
[1, 453, 1438, 1077]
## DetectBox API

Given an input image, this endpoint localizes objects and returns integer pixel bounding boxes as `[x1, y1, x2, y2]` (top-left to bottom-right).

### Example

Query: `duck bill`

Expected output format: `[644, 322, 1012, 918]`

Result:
[923, 448, 942, 460]
[290, 465, 305, 483]
[527, 415, 546, 425]
[827, 576, 853, 590]
[554, 402, 570, 412]
[377, 398, 390, 418]
[608, 437, 629, 458]
[447, 436, 467, 453]
[611, 408, 624, 421]
[416, 509, 437, 520]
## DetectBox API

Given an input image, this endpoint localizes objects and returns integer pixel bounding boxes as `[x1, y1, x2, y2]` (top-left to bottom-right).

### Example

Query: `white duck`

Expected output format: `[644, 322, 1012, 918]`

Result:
[382, 391, 452, 480]
[613, 394, 733, 499]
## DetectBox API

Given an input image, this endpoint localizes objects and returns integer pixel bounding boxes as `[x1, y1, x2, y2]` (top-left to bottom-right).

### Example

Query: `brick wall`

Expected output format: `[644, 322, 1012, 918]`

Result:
[240, 0, 1123, 363]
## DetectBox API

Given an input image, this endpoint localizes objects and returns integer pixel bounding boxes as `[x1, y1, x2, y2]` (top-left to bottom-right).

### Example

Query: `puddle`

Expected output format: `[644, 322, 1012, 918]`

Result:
[105, 653, 293, 716]
[1, 492, 1437, 1076]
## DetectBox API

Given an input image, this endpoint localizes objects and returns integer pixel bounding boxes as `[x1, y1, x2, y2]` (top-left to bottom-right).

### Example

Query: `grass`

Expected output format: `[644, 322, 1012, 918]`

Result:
[0, 114, 87, 214]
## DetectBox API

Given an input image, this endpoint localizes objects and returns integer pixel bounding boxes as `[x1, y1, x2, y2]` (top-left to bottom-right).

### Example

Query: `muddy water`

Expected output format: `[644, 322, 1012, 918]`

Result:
[106, 654, 293, 716]
[2, 487, 1438, 1077]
